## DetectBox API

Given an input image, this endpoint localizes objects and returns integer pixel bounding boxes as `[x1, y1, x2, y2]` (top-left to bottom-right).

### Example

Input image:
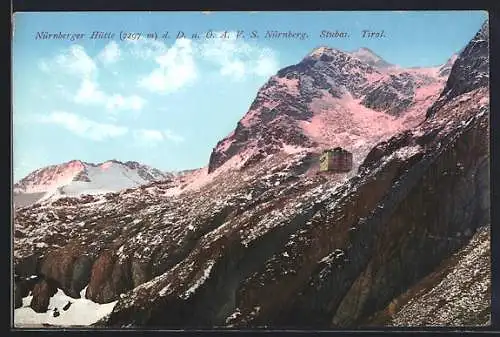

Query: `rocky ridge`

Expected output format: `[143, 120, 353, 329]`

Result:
[207, 45, 450, 174]
[13, 159, 172, 208]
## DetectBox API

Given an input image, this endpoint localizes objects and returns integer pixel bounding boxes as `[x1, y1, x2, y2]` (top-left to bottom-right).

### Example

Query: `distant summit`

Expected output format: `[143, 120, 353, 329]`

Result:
[13, 159, 171, 207]
[349, 47, 393, 69]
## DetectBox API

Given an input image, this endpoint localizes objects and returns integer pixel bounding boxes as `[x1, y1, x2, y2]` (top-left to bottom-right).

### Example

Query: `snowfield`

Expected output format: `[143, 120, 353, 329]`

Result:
[14, 286, 117, 327]
[14, 160, 171, 207]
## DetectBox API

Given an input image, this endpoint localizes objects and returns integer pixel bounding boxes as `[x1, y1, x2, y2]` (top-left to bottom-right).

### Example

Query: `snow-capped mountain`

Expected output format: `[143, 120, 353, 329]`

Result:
[13, 160, 172, 207]
[207, 45, 452, 174]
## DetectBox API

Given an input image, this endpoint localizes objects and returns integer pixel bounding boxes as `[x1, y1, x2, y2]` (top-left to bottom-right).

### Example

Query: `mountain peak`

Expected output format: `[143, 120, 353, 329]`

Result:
[354, 47, 376, 54]
[349, 47, 393, 68]
[207, 43, 448, 173]
[437, 53, 459, 77]
[307, 46, 344, 58]
[13, 159, 171, 207]
[66, 159, 85, 167]
[97, 159, 122, 166]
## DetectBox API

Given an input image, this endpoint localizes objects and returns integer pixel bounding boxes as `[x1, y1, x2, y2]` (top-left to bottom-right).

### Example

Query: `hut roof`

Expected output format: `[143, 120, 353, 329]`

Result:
[323, 147, 351, 154]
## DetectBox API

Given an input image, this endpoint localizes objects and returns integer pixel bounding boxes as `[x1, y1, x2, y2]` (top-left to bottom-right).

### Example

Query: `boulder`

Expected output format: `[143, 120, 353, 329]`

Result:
[40, 247, 92, 298]
[86, 251, 133, 303]
[30, 279, 57, 313]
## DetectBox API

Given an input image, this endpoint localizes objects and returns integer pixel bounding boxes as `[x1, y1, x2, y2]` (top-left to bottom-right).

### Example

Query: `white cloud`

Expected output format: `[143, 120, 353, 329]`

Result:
[53, 45, 97, 79]
[98, 41, 121, 64]
[254, 48, 280, 76]
[38, 45, 146, 113]
[220, 60, 246, 80]
[135, 34, 278, 91]
[38, 111, 128, 141]
[74, 78, 107, 104]
[38, 45, 96, 79]
[38, 36, 279, 104]
[127, 33, 279, 92]
[74, 78, 145, 112]
[163, 129, 184, 143]
[198, 31, 279, 80]
[106, 94, 145, 111]
[133, 129, 164, 146]
[133, 128, 184, 146]
[138, 38, 198, 94]
[127, 39, 168, 60]
[38, 60, 50, 73]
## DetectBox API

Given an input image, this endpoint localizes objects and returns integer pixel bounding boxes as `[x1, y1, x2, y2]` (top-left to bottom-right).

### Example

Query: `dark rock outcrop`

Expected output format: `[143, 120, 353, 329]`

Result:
[361, 73, 415, 116]
[86, 251, 133, 303]
[40, 247, 93, 299]
[14, 254, 41, 278]
[15, 275, 40, 300]
[364, 225, 491, 327]
[14, 282, 23, 309]
[438, 54, 458, 78]
[30, 279, 57, 313]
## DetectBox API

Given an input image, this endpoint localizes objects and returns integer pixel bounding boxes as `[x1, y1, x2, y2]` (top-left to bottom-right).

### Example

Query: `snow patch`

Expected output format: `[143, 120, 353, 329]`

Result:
[14, 287, 117, 327]
[282, 144, 307, 154]
[15, 160, 168, 204]
[180, 260, 216, 299]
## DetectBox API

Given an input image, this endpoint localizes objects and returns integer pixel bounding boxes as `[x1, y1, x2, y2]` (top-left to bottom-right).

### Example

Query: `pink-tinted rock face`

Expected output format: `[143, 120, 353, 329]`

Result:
[207, 46, 450, 174]
[14, 161, 86, 194]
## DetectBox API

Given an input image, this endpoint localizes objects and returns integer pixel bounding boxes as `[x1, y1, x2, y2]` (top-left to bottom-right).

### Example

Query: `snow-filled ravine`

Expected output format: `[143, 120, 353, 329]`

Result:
[14, 286, 117, 327]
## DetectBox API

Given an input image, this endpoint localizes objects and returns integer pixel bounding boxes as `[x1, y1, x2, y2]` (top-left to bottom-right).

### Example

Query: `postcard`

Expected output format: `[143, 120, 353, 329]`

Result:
[12, 11, 490, 329]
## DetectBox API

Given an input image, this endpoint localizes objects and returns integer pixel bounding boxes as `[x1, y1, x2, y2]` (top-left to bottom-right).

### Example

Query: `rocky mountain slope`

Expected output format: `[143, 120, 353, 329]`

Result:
[207, 45, 450, 174]
[12, 21, 490, 328]
[364, 225, 490, 327]
[13, 160, 171, 208]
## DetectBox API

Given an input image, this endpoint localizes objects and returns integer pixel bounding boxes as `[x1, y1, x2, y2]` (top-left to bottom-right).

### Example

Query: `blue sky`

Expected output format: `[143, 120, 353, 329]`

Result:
[12, 11, 487, 181]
